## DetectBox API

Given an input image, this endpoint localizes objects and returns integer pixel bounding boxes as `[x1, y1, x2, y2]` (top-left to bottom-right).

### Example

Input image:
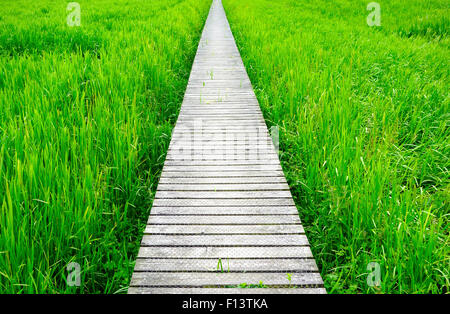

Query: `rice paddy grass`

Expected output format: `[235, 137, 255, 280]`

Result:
[0, 0, 211, 293]
[223, 0, 449, 293]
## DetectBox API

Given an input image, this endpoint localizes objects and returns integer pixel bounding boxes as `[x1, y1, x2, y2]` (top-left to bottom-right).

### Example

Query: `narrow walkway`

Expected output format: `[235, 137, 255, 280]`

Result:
[128, 0, 325, 294]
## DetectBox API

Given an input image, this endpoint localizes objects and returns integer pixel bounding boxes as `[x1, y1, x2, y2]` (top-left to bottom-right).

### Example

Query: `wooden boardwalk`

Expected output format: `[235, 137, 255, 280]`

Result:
[128, 0, 325, 294]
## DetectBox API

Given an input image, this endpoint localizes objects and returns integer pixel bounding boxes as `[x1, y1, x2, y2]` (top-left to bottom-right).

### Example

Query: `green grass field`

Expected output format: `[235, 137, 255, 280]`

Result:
[223, 0, 449, 293]
[0, 0, 211, 293]
[0, 0, 448, 294]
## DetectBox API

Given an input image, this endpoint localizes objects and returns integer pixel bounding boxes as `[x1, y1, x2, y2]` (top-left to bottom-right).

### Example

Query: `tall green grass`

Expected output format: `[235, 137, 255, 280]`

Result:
[0, 0, 211, 293]
[223, 0, 449, 293]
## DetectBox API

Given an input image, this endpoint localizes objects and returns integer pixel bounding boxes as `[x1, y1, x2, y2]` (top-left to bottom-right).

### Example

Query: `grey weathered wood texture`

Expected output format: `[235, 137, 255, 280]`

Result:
[128, 0, 324, 294]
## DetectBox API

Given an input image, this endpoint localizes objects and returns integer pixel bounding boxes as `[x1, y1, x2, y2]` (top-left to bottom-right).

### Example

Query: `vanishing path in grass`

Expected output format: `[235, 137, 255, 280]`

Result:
[128, 0, 324, 294]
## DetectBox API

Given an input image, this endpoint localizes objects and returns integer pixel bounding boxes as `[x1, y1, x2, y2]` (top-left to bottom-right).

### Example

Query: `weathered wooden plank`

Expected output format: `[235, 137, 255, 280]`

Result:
[192, 62, 243, 67]
[187, 82, 252, 88]
[170, 138, 272, 144]
[185, 86, 252, 97]
[174, 122, 267, 128]
[130, 272, 323, 287]
[183, 97, 260, 103]
[163, 159, 281, 166]
[180, 105, 260, 109]
[178, 113, 263, 118]
[160, 171, 285, 178]
[175, 122, 266, 128]
[177, 112, 263, 117]
[186, 75, 253, 81]
[170, 139, 273, 147]
[170, 140, 274, 145]
[133, 258, 317, 272]
[171, 134, 270, 140]
[192, 60, 242, 66]
[151, 198, 295, 207]
[168, 146, 277, 152]
[140, 234, 309, 246]
[169, 138, 273, 143]
[170, 137, 272, 143]
[136, 246, 313, 258]
[184, 94, 257, 99]
[170, 141, 276, 146]
[175, 122, 264, 126]
[165, 151, 278, 159]
[181, 103, 257, 107]
[171, 130, 269, 135]
[179, 111, 261, 115]
[180, 103, 260, 107]
[178, 116, 265, 121]
[157, 177, 287, 184]
[186, 63, 242, 71]
[150, 206, 298, 215]
[147, 215, 299, 225]
[167, 144, 274, 150]
[164, 155, 279, 161]
[182, 98, 258, 102]
[175, 123, 267, 128]
[128, 287, 326, 294]
[176, 126, 265, 133]
[181, 105, 260, 110]
[173, 127, 268, 132]
[173, 124, 267, 130]
[193, 52, 241, 55]
[166, 147, 276, 153]
[179, 109, 260, 113]
[156, 183, 289, 191]
[187, 78, 248, 81]
[155, 191, 292, 199]
[188, 71, 249, 75]
[177, 110, 259, 115]
[172, 130, 269, 135]
[144, 224, 304, 234]
[188, 74, 253, 80]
